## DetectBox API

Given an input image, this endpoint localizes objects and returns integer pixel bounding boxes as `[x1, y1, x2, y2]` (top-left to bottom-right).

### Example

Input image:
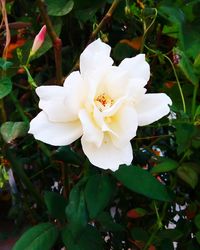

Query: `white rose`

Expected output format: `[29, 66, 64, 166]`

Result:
[29, 39, 172, 171]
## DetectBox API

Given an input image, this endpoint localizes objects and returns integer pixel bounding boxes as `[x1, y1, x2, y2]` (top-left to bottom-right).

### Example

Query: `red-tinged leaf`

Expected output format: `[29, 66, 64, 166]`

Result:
[127, 208, 147, 219]
[119, 37, 143, 51]
[6, 38, 26, 59]
[149, 245, 156, 250]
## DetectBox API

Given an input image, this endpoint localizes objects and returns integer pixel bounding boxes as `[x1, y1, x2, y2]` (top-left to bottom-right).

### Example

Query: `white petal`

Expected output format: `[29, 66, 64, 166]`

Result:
[36, 86, 72, 122]
[108, 105, 138, 147]
[102, 66, 128, 100]
[63, 71, 85, 116]
[119, 54, 150, 82]
[29, 111, 82, 146]
[81, 135, 133, 171]
[102, 96, 126, 117]
[79, 109, 103, 147]
[80, 39, 113, 78]
[136, 93, 172, 126]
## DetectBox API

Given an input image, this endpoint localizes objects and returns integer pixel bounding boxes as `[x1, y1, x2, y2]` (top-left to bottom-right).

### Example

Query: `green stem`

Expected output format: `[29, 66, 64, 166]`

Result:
[145, 45, 186, 113]
[163, 54, 186, 113]
[140, 8, 157, 53]
[143, 202, 168, 250]
[192, 84, 198, 118]
[23, 65, 37, 88]
[143, 228, 159, 250]
[5, 148, 45, 208]
[9, 92, 29, 123]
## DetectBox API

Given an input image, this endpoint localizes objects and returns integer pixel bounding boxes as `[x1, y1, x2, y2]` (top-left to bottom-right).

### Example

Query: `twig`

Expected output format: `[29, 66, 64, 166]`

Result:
[36, 0, 63, 85]
[134, 134, 170, 141]
[0, 0, 11, 58]
[0, 21, 31, 30]
[89, 0, 122, 43]
[0, 99, 7, 122]
[71, 0, 122, 72]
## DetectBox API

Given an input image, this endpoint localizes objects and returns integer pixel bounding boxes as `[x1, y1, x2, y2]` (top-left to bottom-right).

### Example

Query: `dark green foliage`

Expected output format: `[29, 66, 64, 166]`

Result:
[1, 0, 200, 249]
[13, 223, 59, 250]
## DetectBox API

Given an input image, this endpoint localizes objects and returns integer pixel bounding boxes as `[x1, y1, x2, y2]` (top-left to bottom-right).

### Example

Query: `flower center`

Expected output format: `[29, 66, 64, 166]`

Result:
[95, 93, 114, 112]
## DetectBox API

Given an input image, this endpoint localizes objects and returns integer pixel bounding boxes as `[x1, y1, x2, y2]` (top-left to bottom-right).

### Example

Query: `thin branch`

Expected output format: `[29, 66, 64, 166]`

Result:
[71, 0, 122, 72]
[89, 0, 122, 43]
[1, 0, 11, 58]
[36, 0, 63, 85]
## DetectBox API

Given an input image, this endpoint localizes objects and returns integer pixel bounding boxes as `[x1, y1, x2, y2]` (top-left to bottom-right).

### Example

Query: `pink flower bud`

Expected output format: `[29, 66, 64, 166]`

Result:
[30, 25, 46, 56]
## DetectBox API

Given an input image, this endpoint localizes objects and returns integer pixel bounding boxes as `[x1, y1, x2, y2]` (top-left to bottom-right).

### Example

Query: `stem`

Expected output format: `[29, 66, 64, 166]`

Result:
[61, 162, 67, 199]
[143, 202, 168, 250]
[140, 8, 157, 53]
[163, 54, 186, 113]
[70, 0, 122, 72]
[1, 0, 11, 58]
[145, 45, 186, 113]
[134, 134, 170, 141]
[23, 65, 37, 88]
[192, 84, 198, 118]
[0, 99, 7, 122]
[89, 0, 122, 42]
[5, 148, 45, 208]
[36, 0, 63, 85]
[10, 92, 29, 123]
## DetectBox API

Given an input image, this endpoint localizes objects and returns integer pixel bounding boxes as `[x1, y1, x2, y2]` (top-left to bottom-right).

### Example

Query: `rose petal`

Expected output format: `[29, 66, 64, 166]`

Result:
[80, 39, 113, 79]
[29, 111, 82, 146]
[81, 135, 133, 171]
[101, 66, 128, 100]
[135, 93, 172, 126]
[108, 105, 138, 148]
[79, 109, 103, 147]
[63, 71, 85, 116]
[36, 85, 75, 122]
[119, 54, 150, 82]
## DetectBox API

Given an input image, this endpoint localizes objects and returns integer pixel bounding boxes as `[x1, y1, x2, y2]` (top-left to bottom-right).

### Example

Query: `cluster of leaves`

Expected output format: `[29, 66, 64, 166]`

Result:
[0, 0, 200, 249]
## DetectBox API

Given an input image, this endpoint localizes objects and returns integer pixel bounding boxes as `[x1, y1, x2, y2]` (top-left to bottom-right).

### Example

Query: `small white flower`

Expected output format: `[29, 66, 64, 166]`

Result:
[29, 39, 172, 171]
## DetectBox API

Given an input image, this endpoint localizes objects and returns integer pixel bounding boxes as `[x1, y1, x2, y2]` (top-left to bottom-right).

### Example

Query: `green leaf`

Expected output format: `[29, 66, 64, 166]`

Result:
[113, 43, 134, 61]
[1, 121, 29, 143]
[0, 58, 13, 70]
[158, 229, 184, 241]
[53, 146, 83, 165]
[131, 227, 149, 242]
[44, 191, 67, 220]
[65, 185, 88, 236]
[158, 5, 185, 24]
[160, 239, 174, 250]
[151, 158, 178, 173]
[45, 0, 74, 16]
[175, 123, 197, 155]
[194, 214, 200, 229]
[194, 53, 200, 68]
[13, 223, 59, 250]
[195, 231, 200, 245]
[114, 165, 172, 201]
[194, 105, 200, 119]
[0, 77, 12, 99]
[62, 225, 104, 250]
[85, 174, 115, 219]
[73, 0, 106, 21]
[177, 164, 198, 189]
[97, 212, 124, 232]
[173, 47, 199, 85]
